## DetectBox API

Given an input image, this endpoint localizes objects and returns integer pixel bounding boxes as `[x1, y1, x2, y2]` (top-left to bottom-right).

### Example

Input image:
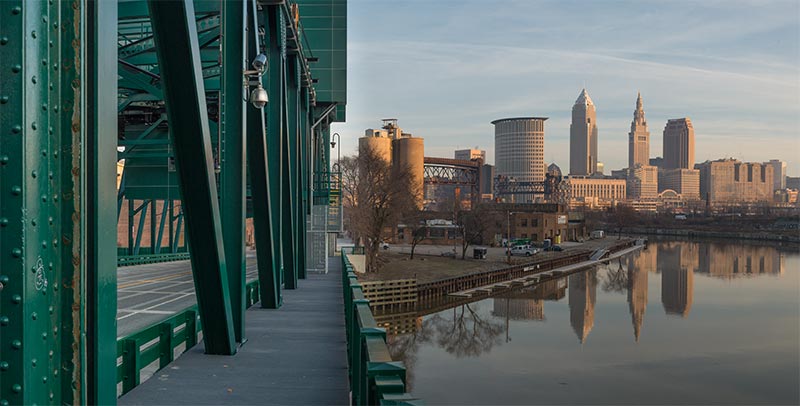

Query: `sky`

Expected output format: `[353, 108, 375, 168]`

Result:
[330, 0, 800, 176]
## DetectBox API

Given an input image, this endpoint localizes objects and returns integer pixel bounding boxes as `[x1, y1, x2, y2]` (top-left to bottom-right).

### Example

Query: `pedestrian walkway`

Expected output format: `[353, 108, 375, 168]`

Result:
[119, 257, 349, 405]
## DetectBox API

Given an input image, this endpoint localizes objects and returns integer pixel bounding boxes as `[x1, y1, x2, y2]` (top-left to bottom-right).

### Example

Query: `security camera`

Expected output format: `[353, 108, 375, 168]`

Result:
[252, 53, 268, 72]
[250, 83, 268, 108]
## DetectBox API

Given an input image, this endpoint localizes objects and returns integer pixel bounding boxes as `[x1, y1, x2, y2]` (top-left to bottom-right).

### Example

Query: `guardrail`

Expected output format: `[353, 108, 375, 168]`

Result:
[341, 252, 422, 405]
[116, 279, 261, 397]
[118, 252, 191, 267]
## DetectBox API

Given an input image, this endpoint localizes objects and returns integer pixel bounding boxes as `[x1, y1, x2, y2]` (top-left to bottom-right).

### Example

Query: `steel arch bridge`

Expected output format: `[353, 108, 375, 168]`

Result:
[1, 1, 414, 404]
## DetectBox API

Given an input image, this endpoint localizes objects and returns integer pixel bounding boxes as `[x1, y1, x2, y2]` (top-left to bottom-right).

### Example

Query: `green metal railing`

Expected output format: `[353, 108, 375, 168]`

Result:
[116, 280, 261, 397]
[341, 252, 422, 405]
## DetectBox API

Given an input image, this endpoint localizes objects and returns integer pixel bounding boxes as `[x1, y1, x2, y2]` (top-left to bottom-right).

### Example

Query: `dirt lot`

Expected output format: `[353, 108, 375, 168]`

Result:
[356, 237, 631, 283]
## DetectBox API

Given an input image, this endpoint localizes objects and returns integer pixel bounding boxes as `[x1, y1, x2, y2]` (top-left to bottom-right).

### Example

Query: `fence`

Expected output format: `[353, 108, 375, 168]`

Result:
[116, 280, 261, 397]
[341, 253, 422, 405]
[360, 279, 418, 311]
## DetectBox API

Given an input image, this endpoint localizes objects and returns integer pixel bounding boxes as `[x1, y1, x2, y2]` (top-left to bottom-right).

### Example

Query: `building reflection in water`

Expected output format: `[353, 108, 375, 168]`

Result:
[659, 242, 695, 317]
[698, 243, 785, 278]
[627, 259, 648, 342]
[491, 278, 568, 322]
[569, 269, 598, 343]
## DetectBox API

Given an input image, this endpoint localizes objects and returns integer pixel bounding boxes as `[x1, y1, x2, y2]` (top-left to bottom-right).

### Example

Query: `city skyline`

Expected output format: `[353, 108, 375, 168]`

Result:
[331, 0, 799, 175]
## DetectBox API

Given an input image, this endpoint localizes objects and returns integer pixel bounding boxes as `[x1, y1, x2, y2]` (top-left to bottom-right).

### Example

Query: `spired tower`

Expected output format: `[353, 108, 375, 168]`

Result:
[570, 88, 599, 176]
[628, 92, 650, 168]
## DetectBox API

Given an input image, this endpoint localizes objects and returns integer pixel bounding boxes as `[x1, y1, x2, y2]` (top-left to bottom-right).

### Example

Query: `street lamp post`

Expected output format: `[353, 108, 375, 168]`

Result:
[330, 132, 341, 169]
[506, 211, 515, 264]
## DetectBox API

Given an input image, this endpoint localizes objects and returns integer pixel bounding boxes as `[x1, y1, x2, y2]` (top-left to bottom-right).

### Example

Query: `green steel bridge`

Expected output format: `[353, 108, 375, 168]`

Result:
[0, 0, 417, 404]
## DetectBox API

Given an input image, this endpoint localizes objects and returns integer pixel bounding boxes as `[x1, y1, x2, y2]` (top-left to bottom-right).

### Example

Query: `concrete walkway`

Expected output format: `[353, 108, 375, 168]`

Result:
[119, 258, 350, 405]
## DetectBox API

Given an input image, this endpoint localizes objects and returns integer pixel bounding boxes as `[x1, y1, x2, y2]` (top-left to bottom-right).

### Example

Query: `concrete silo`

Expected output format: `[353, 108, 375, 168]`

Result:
[358, 128, 392, 163]
[392, 136, 425, 208]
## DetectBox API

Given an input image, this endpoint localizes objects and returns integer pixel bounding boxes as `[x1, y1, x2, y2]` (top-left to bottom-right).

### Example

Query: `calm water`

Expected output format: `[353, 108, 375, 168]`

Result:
[384, 239, 800, 405]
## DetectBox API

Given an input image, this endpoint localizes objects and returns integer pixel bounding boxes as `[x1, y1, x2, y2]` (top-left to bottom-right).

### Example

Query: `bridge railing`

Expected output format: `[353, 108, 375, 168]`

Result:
[116, 279, 261, 397]
[341, 252, 422, 405]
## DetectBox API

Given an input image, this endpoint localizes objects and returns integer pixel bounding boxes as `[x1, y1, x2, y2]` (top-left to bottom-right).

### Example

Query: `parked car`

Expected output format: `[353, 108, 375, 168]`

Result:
[510, 245, 538, 257]
[380, 242, 390, 250]
[544, 245, 563, 252]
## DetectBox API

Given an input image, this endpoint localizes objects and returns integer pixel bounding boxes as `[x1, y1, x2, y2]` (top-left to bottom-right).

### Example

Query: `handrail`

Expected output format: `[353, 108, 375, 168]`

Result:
[341, 251, 422, 405]
[116, 279, 261, 397]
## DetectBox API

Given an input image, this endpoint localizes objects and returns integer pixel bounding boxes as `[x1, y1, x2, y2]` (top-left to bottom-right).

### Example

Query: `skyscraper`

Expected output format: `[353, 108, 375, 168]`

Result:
[663, 118, 695, 169]
[628, 92, 650, 168]
[570, 89, 598, 176]
[493, 117, 547, 202]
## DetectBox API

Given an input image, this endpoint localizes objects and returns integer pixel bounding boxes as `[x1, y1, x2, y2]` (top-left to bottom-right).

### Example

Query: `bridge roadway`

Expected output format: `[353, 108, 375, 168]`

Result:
[118, 256, 350, 405]
[117, 251, 260, 337]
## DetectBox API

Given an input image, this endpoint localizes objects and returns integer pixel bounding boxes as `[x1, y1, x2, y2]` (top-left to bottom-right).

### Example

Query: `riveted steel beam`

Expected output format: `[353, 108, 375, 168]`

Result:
[220, 0, 247, 343]
[147, 0, 236, 355]
[247, 1, 281, 309]
[0, 0, 117, 403]
[265, 3, 286, 288]
[284, 55, 300, 286]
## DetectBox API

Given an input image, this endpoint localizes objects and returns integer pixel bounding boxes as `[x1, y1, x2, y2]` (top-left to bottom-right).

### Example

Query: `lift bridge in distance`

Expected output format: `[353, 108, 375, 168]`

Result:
[0, 0, 418, 404]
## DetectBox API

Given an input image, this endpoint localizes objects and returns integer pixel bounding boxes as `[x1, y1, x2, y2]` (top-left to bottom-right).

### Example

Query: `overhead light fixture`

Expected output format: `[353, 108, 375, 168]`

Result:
[250, 83, 268, 109]
[243, 54, 269, 109]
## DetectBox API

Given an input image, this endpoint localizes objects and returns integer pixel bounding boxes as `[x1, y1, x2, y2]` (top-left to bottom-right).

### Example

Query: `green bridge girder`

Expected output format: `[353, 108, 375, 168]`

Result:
[0, 0, 345, 403]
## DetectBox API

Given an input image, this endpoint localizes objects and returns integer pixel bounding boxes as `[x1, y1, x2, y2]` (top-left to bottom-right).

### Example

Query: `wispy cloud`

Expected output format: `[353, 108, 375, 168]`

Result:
[334, 0, 800, 174]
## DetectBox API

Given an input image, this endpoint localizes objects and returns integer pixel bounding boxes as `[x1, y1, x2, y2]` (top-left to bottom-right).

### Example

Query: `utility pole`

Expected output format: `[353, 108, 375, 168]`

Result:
[506, 211, 514, 264]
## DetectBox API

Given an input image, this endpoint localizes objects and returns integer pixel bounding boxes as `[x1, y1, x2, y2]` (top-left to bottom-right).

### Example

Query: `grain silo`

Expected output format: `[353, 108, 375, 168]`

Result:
[358, 128, 392, 162]
[392, 136, 424, 208]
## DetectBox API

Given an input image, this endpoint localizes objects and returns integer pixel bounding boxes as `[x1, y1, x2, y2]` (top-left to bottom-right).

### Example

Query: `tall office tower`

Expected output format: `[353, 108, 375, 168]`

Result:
[766, 159, 786, 190]
[454, 148, 486, 162]
[493, 117, 547, 202]
[663, 118, 695, 169]
[628, 92, 650, 168]
[570, 88, 599, 176]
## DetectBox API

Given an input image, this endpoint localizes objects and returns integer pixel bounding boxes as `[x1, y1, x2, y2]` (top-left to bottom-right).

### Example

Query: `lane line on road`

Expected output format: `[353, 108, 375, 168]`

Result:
[118, 271, 192, 289]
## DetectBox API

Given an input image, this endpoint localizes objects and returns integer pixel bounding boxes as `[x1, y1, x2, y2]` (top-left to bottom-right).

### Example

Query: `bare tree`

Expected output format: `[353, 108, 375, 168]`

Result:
[402, 210, 431, 260]
[612, 204, 637, 239]
[340, 145, 415, 272]
[457, 205, 496, 259]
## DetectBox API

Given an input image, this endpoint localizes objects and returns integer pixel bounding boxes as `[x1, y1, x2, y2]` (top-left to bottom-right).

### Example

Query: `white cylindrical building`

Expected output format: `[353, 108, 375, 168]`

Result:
[493, 117, 548, 202]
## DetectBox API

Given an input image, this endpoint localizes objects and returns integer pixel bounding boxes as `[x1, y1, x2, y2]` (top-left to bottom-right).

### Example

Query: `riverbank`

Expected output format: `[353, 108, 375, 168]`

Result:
[621, 226, 800, 244]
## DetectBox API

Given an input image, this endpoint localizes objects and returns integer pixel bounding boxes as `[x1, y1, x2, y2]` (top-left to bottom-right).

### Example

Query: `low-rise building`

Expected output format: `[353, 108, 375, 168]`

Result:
[486, 203, 586, 243]
[564, 176, 626, 209]
[696, 159, 774, 205]
[659, 168, 700, 199]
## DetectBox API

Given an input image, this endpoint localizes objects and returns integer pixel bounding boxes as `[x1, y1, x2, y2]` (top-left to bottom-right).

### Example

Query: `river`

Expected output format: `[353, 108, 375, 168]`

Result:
[383, 239, 800, 405]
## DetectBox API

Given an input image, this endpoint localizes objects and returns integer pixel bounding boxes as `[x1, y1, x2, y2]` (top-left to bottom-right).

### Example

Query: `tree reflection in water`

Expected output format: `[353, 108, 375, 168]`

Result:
[387, 303, 506, 391]
[602, 259, 629, 293]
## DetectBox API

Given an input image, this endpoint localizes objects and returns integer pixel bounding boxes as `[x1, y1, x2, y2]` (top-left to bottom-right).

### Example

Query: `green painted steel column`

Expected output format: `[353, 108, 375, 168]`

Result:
[0, 0, 117, 402]
[287, 56, 302, 282]
[220, 0, 247, 343]
[298, 88, 310, 279]
[247, 1, 281, 309]
[2, 2, 69, 403]
[281, 50, 297, 289]
[265, 4, 289, 289]
[147, 0, 236, 355]
[86, 0, 119, 402]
